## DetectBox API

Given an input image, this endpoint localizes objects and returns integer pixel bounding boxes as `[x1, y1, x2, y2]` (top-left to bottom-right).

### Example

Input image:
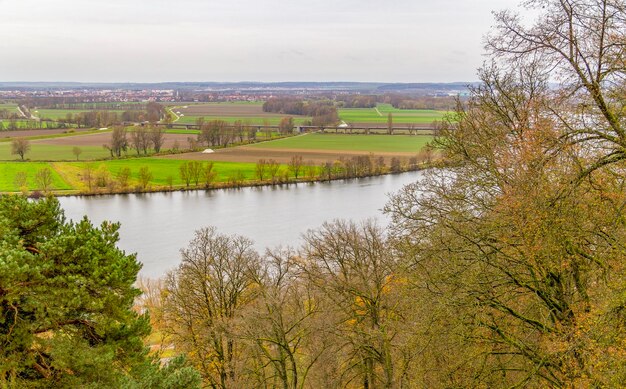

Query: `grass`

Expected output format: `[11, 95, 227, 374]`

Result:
[0, 129, 106, 143]
[339, 103, 448, 124]
[35, 109, 129, 120]
[73, 159, 259, 187]
[0, 158, 281, 192]
[0, 143, 111, 161]
[174, 115, 310, 125]
[0, 120, 69, 130]
[0, 162, 73, 192]
[249, 133, 432, 153]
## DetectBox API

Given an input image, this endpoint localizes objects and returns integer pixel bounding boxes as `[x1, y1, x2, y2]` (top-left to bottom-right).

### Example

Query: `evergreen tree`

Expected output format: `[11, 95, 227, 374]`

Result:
[0, 195, 199, 388]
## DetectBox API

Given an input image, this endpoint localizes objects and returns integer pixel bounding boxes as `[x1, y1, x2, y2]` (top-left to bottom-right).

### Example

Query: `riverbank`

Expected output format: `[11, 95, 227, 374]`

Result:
[17, 158, 441, 198]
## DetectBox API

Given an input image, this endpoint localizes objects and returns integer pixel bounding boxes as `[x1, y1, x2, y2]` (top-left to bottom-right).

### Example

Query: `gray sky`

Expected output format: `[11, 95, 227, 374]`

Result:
[0, 0, 522, 83]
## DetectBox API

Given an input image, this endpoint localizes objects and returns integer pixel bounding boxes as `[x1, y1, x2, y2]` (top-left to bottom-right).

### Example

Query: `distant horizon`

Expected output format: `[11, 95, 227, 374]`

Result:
[0, 80, 476, 85]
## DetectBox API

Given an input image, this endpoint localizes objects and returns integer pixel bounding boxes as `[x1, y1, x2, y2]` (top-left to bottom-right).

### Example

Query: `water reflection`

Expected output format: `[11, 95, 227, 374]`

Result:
[59, 172, 423, 278]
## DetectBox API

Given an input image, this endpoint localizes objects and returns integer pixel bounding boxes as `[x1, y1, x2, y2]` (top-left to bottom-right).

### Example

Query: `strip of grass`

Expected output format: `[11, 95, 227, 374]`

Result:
[249, 133, 432, 153]
[0, 162, 72, 192]
[0, 129, 106, 143]
[0, 120, 70, 130]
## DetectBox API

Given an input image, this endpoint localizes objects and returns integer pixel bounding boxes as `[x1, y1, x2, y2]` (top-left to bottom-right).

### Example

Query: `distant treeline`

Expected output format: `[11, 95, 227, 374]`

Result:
[19, 97, 146, 110]
[264, 95, 458, 116]
[263, 98, 339, 126]
[0, 109, 20, 120]
[387, 95, 457, 110]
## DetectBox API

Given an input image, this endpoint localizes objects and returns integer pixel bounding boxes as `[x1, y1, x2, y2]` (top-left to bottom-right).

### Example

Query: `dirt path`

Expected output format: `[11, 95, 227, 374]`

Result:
[374, 107, 383, 117]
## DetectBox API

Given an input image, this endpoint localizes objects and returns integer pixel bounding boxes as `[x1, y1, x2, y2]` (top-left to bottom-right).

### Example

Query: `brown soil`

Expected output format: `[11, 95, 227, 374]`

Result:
[161, 146, 420, 164]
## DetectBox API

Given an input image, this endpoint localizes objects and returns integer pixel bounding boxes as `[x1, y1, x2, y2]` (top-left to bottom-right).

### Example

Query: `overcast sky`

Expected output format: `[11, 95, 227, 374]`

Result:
[0, 0, 523, 83]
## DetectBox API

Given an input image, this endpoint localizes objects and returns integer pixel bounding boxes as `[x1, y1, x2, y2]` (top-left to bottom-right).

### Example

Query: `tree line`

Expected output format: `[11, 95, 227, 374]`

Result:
[148, 1, 626, 387]
[262, 98, 339, 127]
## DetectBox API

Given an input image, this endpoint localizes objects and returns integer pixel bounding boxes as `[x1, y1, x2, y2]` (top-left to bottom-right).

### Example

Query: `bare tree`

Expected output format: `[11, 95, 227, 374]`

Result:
[149, 126, 166, 153]
[288, 155, 304, 179]
[116, 167, 131, 189]
[188, 161, 203, 186]
[72, 146, 82, 161]
[278, 116, 295, 135]
[108, 127, 128, 157]
[203, 162, 217, 188]
[300, 220, 408, 389]
[162, 227, 261, 388]
[13, 171, 28, 191]
[35, 167, 53, 193]
[131, 127, 151, 155]
[11, 138, 30, 160]
[255, 159, 268, 181]
[179, 162, 192, 187]
[138, 166, 152, 189]
[267, 159, 281, 182]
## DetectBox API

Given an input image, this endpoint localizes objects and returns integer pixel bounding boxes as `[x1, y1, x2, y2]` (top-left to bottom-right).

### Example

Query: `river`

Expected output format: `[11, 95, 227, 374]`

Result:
[58, 171, 423, 278]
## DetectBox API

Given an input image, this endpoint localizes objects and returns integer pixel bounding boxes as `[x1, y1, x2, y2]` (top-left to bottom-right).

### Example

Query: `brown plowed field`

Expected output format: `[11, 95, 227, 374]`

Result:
[161, 146, 421, 164]
[35, 131, 194, 148]
[176, 104, 307, 119]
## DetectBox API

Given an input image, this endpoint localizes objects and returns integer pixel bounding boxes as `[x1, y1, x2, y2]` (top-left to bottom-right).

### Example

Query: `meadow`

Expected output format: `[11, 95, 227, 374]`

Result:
[0, 162, 73, 192]
[35, 109, 129, 120]
[338, 103, 448, 124]
[0, 120, 67, 130]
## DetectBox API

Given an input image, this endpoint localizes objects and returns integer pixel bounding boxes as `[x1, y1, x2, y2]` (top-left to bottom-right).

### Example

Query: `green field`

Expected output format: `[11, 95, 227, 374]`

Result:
[0, 120, 68, 130]
[174, 115, 310, 126]
[0, 162, 73, 191]
[0, 158, 292, 192]
[249, 133, 432, 153]
[72, 159, 259, 187]
[0, 143, 111, 161]
[0, 103, 18, 110]
[35, 109, 129, 120]
[339, 104, 447, 124]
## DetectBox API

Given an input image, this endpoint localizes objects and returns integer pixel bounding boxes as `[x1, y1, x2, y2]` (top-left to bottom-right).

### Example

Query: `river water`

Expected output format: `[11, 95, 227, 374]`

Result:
[58, 171, 423, 278]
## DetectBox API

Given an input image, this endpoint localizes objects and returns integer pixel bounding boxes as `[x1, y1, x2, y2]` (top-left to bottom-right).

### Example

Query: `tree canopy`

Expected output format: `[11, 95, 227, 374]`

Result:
[0, 195, 199, 388]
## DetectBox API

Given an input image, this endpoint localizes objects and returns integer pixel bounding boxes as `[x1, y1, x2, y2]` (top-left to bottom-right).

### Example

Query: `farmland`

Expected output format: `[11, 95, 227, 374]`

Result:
[248, 133, 431, 153]
[0, 115, 436, 194]
[338, 103, 448, 125]
[35, 109, 129, 120]
[0, 159, 261, 193]
[0, 120, 67, 130]
[169, 102, 311, 125]
[166, 133, 433, 164]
